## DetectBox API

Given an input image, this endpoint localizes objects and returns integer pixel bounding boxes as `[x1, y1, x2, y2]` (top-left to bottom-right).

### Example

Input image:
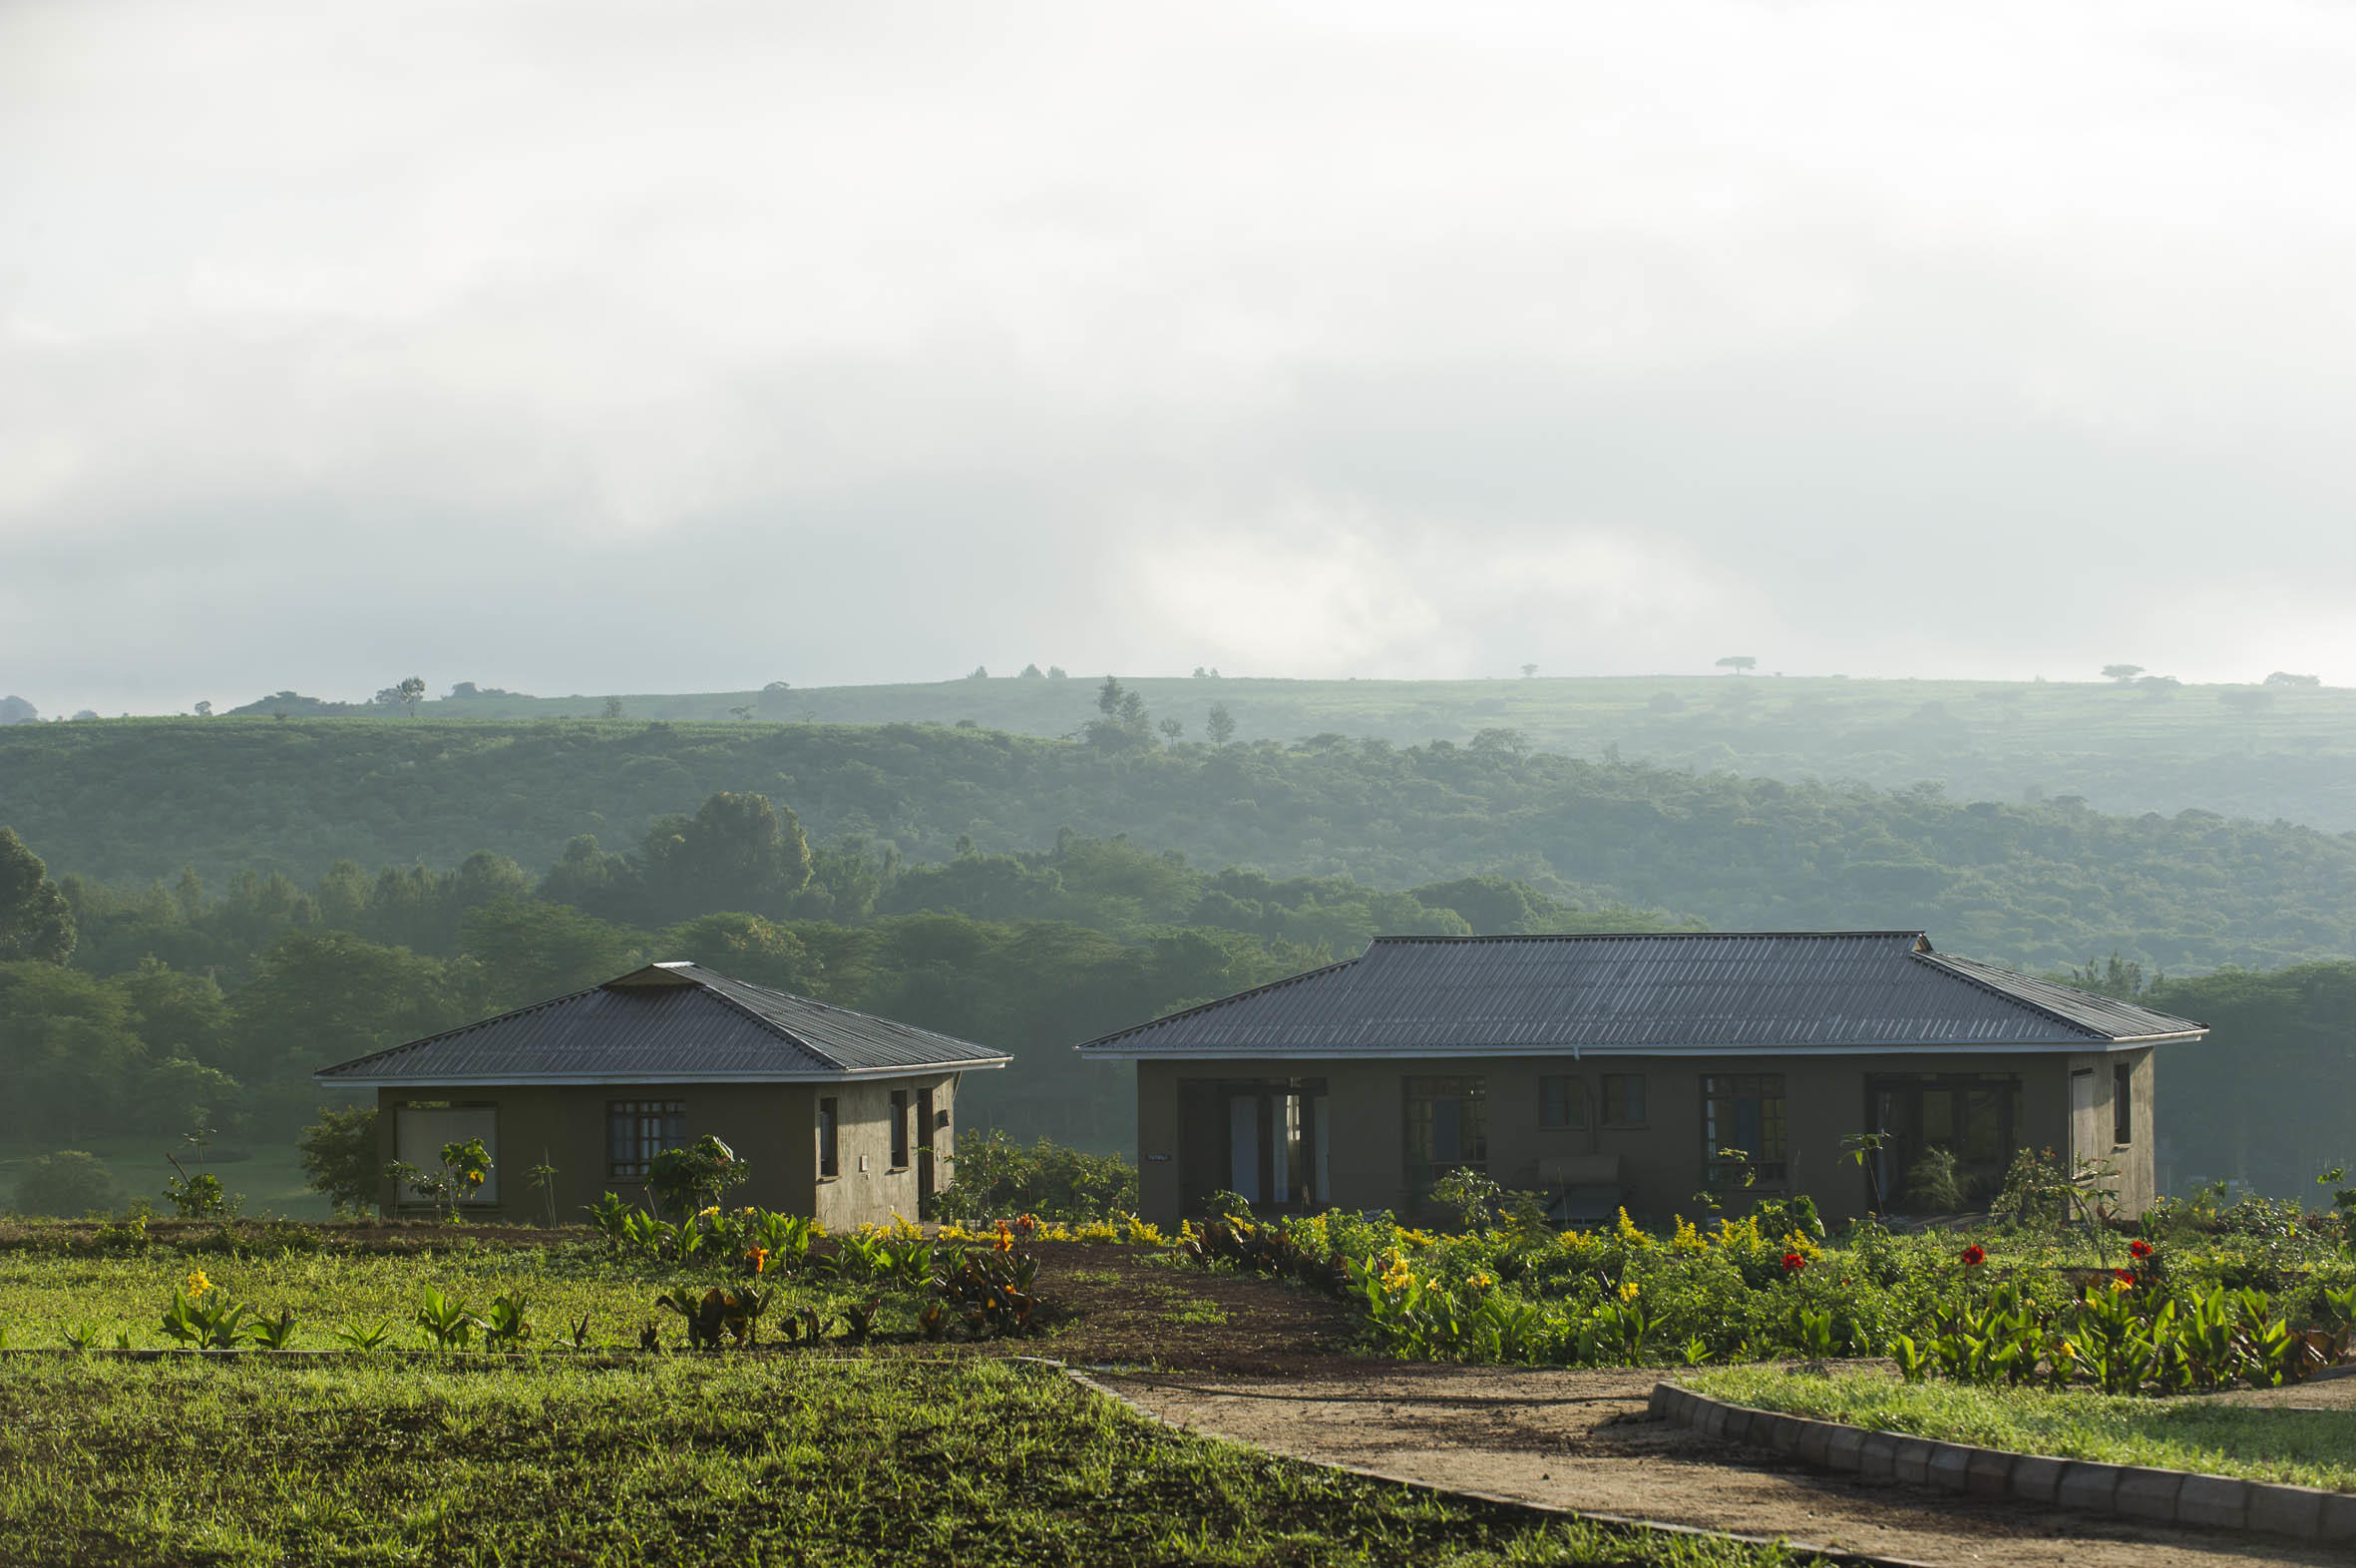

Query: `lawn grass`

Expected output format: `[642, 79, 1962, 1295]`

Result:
[0, 1357, 1813, 1566]
[1687, 1366, 2356, 1493]
[0, 1138, 327, 1220]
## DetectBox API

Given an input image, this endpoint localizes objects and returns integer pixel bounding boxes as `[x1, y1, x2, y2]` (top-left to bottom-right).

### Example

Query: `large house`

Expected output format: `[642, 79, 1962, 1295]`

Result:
[315, 962, 1009, 1227]
[1076, 932, 2206, 1226]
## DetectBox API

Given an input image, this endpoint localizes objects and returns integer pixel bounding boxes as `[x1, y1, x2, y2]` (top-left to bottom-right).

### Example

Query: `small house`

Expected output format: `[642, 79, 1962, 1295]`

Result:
[315, 962, 1009, 1226]
[1076, 932, 2205, 1226]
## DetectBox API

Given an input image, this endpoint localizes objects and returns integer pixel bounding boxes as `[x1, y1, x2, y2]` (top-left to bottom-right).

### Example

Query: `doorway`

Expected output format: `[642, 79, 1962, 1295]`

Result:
[1192, 1079, 1330, 1213]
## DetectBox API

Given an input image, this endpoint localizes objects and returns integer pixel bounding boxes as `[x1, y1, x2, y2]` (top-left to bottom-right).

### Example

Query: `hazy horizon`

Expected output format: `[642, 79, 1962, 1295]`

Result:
[10, 2, 2356, 716]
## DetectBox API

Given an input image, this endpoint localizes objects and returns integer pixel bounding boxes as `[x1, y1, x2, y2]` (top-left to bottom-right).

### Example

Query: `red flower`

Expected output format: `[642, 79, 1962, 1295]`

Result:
[2129, 1239, 2154, 1260]
[2114, 1268, 2136, 1285]
[1781, 1252, 1807, 1274]
[1960, 1244, 1986, 1268]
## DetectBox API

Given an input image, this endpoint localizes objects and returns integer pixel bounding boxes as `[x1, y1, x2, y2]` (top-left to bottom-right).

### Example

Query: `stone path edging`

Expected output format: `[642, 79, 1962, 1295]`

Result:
[1046, 1362, 1937, 1568]
[1649, 1381, 2356, 1547]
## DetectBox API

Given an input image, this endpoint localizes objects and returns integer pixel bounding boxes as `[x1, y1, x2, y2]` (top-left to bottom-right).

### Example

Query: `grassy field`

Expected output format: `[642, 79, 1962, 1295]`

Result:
[0, 1140, 326, 1221]
[0, 1356, 1818, 1567]
[1687, 1365, 2356, 1493]
[0, 1234, 1807, 1568]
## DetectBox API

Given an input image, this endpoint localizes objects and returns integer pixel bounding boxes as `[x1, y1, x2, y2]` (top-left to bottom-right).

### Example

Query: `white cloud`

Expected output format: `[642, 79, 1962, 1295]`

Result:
[6, 0, 2356, 710]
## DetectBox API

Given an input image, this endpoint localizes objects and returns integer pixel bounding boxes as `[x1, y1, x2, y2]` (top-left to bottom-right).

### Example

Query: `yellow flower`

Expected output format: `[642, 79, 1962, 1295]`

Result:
[1468, 1273, 1494, 1291]
[1619, 1278, 1642, 1303]
[185, 1271, 211, 1299]
[466, 1170, 484, 1185]
[698, 1205, 720, 1219]
[1670, 1217, 1705, 1253]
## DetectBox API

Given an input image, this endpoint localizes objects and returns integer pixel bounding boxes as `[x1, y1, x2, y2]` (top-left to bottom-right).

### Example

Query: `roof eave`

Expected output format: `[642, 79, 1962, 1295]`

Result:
[315, 1057, 1011, 1088]
[1076, 1032, 2205, 1061]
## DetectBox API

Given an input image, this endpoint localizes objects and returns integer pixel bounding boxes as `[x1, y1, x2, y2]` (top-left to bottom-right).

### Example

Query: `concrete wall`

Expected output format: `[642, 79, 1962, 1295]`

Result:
[375, 1071, 963, 1227]
[1131, 1050, 2158, 1227]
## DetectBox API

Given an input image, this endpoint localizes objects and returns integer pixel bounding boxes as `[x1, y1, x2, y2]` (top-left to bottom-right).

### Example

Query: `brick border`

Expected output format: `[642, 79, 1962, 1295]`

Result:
[1651, 1381, 2356, 1547]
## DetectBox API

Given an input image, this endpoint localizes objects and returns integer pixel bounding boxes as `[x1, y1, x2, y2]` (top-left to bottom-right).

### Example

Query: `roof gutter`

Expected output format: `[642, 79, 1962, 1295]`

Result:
[1075, 1032, 2205, 1061]
[314, 1057, 1011, 1088]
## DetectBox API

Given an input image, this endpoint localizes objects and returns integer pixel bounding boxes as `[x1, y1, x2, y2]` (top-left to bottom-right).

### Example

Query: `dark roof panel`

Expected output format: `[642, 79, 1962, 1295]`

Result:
[1076, 932, 2206, 1056]
[317, 963, 1008, 1082]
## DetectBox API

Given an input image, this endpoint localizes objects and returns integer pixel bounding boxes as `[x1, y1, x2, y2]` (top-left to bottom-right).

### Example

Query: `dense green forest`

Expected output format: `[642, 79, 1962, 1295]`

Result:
[4, 715, 2353, 973]
[0, 803, 1675, 1163]
[2, 793, 2348, 1204]
[129, 667, 2356, 830]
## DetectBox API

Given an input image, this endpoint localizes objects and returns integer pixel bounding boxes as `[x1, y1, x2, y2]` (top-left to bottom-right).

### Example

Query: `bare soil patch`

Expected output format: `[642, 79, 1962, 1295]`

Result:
[1098, 1363, 2350, 1568]
[1031, 1242, 1364, 1372]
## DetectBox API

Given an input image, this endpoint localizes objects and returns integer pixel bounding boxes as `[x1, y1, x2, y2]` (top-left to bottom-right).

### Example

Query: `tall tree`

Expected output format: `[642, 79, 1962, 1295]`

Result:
[634, 792, 814, 925]
[0, 827, 74, 964]
[1205, 702, 1237, 747]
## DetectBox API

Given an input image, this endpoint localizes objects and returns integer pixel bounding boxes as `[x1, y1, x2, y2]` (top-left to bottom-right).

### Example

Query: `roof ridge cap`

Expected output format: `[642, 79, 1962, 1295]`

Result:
[695, 969, 989, 1049]
[1909, 950, 2109, 1040]
[676, 973, 838, 1070]
[317, 981, 611, 1076]
[1367, 929, 1929, 944]
[1075, 952, 1364, 1050]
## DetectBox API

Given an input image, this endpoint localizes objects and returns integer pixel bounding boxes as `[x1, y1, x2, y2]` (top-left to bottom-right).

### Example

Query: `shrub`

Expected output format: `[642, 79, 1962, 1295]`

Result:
[297, 1105, 380, 1217]
[1901, 1146, 1969, 1212]
[12, 1151, 123, 1216]
[644, 1135, 749, 1222]
[1992, 1145, 2073, 1226]
[931, 1131, 1136, 1222]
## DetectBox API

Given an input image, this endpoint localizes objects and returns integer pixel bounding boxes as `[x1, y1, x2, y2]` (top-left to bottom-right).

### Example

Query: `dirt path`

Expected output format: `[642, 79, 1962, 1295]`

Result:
[1093, 1364, 2342, 1568]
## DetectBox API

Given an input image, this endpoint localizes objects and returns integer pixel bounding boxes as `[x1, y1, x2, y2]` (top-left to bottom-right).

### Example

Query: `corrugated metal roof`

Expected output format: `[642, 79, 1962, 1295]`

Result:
[317, 963, 1010, 1083]
[1075, 932, 2208, 1057]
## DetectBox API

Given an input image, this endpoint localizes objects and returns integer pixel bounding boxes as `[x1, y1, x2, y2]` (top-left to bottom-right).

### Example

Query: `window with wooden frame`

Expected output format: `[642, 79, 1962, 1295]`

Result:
[607, 1100, 683, 1181]
[1599, 1073, 1646, 1127]
[2113, 1061, 2133, 1146]
[817, 1097, 840, 1179]
[1539, 1074, 1588, 1130]
[889, 1089, 911, 1169]
[1701, 1073, 1788, 1185]
[1403, 1075, 1487, 1184]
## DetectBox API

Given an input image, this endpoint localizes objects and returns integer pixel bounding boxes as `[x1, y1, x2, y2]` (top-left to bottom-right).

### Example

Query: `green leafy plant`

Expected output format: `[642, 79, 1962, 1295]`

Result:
[412, 1287, 486, 1351]
[61, 1322, 101, 1353]
[160, 1287, 257, 1350]
[386, 1137, 494, 1223]
[251, 1307, 300, 1351]
[643, 1135, 748, 1222]
[329, 1321, 394, 1352]
[483, 1293, 533, 1351]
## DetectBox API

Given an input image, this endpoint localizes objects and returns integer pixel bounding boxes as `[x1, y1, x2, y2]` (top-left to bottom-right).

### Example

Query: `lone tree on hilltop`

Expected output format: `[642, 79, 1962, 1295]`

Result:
[1521, 663, 1538, 677]
[396, 676, 426, 715]
[2264, 670, 2321, 687]
[2101, 663, 2145, 683]
[1715, 655, 1757, 674]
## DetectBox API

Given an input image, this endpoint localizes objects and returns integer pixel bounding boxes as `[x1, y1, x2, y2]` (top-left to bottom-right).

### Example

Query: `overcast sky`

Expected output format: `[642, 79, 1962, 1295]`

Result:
[7, 1, 2356, 715]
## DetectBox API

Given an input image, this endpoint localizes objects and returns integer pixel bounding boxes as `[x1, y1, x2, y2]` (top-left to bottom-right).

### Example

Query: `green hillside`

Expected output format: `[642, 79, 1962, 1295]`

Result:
[258, 670, 2356, 831]
[5, 716, 2352, 975]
